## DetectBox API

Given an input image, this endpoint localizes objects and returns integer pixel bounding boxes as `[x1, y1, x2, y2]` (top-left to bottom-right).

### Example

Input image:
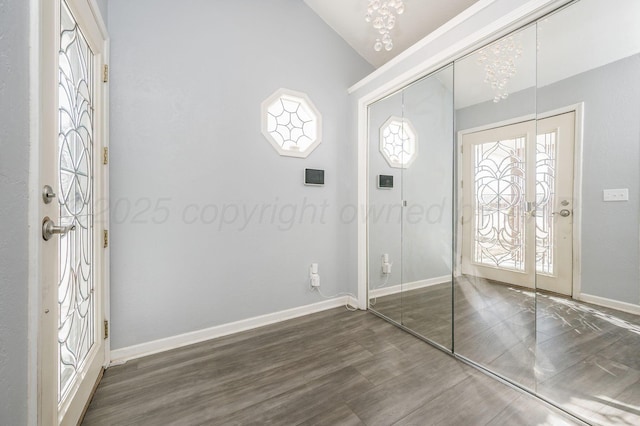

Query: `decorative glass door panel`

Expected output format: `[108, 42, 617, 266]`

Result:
[58, 0, 95, 402]
[472, 136, 527, 272]
[461, 120, 536, 288]
[535, 131, 557, 275]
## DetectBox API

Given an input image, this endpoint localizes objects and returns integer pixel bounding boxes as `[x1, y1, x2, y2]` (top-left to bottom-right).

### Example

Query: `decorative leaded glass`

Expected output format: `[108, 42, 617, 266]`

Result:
[58, 0, 95, 402]
[261, 89, 322, 158]
[536, 131, 557, 275]
[379, 116, 417, 168]
[472, 137, 526, 271]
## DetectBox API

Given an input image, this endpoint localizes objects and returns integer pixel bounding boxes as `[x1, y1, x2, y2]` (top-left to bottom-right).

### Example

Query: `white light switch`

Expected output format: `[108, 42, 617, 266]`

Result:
[603, 188, 629, 201]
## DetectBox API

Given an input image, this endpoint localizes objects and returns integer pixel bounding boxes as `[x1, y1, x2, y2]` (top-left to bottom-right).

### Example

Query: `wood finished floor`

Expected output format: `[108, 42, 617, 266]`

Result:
[82, 308, 577, 425]
[372, 277, 640, 426]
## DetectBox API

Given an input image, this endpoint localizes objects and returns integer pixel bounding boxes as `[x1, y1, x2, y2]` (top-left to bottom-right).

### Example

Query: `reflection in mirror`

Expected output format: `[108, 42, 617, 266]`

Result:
[400, 66, 454, 349]
[368, 90, 404, 324]
[534, 0, 640, 424]
[453, 25, 538, 389]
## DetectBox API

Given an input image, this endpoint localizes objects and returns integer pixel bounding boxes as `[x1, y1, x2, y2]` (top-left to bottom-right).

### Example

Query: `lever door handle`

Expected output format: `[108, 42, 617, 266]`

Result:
[42, 217, 76, 241]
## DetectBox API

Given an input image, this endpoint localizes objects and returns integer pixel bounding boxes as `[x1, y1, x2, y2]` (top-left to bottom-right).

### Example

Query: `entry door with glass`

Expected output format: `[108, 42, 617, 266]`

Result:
[460, 112, 575, 295]
[40, 0, 108, 424]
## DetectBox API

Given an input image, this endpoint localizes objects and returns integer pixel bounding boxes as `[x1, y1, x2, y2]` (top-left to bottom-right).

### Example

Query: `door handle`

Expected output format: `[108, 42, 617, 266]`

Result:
[552, 209, 571, 217]
[42, 216, 76, 241]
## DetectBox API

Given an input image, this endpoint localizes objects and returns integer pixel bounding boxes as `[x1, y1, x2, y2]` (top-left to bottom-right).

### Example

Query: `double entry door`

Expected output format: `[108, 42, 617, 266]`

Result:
[460, 112, 575, 295]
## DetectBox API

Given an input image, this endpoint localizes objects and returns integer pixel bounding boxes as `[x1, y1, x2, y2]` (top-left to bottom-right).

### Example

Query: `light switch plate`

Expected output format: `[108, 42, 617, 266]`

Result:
[603, 188, 629, 201]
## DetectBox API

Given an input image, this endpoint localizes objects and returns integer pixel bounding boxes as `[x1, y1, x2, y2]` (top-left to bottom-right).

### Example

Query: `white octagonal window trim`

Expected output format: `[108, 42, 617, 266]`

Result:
[379, 116, 418, 168]
[261, 88, 322, 158]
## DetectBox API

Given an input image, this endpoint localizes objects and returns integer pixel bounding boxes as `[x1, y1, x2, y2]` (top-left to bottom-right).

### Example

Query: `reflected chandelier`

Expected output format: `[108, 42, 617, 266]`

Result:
[477, 35, 523, 102]
[365, 0, 405, 52]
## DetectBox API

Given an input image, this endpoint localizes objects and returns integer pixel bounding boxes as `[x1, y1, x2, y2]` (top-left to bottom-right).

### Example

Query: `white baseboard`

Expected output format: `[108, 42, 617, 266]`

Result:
[110, 296, 356, 365]
[370, 275, 450, 298]
[578, 293, 640, 316]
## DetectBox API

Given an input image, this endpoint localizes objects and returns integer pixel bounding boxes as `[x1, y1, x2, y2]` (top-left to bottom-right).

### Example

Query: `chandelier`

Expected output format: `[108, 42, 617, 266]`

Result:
[365, 0, 405, 52]
[477, 35, 523, 102]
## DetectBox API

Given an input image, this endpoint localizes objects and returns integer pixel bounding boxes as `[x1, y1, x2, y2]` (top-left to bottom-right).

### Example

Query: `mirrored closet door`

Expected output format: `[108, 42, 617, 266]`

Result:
[453, 24, 538, 390]
[368, 66, 454, 351]
[367, 0, 640, 424]
[533, 0, 640, 423]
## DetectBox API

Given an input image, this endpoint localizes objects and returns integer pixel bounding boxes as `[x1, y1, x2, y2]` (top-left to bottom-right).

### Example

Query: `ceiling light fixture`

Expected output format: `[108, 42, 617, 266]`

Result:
[365, 0, 405, 52]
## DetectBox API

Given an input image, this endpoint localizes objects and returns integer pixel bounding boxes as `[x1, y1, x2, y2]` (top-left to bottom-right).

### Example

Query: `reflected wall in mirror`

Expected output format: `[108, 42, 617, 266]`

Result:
[533, 0, 640, 424]
[368, 90, 403, 325]
[368, 66, 454, 350]
[453, 25, 538, 390]
[400, 66, 454, 349]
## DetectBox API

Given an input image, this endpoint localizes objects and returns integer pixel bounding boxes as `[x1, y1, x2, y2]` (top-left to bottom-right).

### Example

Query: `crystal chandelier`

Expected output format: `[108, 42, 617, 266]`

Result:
[365, 0, 405, 52]
[477, 35, 523, 102]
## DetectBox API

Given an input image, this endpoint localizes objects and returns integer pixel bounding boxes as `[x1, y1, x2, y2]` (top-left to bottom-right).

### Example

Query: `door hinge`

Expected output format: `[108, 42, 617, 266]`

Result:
[103, 229, 109, 248]
[461, 180, 464, 188]
[103, 64, 109, 83]
[461, 145, 464, 154]
[103, 147, 109, 165]
[103, 320, 109, 339]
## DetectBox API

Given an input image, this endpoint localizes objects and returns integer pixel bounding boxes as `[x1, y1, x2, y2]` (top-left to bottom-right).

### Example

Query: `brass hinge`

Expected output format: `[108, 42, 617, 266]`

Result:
[103, 320, 109, 339]
[103, 64, 109, 83]
[103, 147, 109, 165]
[103, 230, 109, 248]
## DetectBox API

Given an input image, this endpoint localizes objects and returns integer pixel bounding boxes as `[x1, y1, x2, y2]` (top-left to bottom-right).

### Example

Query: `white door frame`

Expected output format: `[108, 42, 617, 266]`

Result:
[28, 0, 109, 423]
[455, 103, 584, 298]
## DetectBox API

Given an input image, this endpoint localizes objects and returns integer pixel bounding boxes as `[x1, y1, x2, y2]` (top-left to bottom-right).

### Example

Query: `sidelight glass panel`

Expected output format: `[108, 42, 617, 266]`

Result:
[58, 0, 95, 402]
[535, 131, 556, 275]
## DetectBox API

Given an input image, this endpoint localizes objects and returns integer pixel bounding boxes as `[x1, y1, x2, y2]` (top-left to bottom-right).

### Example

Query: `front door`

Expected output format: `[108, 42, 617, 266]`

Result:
[39, 0, 108, 424]
[460, 112, 575, 295]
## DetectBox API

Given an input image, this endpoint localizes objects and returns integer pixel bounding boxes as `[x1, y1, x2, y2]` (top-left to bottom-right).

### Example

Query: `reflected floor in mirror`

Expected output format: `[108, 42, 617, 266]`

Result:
[454, 277, 640, 425]
[370, 283, 453, 349]
[536, 293, 640, 425]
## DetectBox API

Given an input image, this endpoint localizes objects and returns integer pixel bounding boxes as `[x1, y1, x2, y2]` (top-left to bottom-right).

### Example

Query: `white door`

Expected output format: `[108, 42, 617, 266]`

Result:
[460, 112, 575, 295]
[39, 0, 108, 424]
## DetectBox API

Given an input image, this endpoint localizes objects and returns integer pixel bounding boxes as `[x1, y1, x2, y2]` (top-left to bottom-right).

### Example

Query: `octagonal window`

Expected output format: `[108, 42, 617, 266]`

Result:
[379, 116, 417, 168]
[261, 88, 322, 158]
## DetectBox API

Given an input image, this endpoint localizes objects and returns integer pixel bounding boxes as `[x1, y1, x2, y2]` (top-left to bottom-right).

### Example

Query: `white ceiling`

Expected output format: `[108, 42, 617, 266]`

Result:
[303, 0, 480, 68]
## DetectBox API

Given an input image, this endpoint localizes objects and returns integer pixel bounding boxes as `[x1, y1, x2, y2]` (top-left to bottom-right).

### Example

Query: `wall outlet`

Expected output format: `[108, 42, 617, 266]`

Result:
[309, 263, 320, 287]
[381, 254, 392, 275]
[603, 188, 629, 201]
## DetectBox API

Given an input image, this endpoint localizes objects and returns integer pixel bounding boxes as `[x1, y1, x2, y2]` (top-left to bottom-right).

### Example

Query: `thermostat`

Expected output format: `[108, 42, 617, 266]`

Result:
[304, 168, 324, 186]
[378, 175, 393, 189]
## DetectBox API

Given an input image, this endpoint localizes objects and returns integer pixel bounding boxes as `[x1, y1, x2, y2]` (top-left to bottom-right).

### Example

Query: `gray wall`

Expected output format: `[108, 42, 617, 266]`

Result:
[0, 0, 30, 423]
[108, 0, 372, 349]
[368, 70, 454, 293]
[94, 0, 107, 26]
[456, 55, 640, 305]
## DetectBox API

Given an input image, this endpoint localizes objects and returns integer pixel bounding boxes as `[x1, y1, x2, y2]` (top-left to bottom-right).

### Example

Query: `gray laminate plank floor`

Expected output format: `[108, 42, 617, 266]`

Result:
[371, 277, 640, 425]
[82, 308, 576, 426]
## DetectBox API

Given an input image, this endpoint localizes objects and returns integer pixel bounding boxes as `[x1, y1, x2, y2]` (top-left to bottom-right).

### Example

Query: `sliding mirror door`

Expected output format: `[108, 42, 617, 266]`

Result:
[368, 91, 404, 323]
[453, 25, 538, 388]
[368, 66, 454, 350]
[400, 66, 454, 349]
[534, 0, 640, 423]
